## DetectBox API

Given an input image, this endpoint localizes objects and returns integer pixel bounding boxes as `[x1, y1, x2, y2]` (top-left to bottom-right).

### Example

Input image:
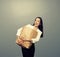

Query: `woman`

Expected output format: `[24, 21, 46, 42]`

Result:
[16, 17, 43, 57]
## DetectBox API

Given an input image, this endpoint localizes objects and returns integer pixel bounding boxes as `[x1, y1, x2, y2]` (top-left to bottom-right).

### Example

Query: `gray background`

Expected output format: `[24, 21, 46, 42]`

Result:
[0, 0, 60, 57]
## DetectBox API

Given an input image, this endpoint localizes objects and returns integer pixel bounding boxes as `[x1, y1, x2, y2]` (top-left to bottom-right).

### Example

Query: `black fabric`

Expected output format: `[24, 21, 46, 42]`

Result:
[21, 43, 35, 57]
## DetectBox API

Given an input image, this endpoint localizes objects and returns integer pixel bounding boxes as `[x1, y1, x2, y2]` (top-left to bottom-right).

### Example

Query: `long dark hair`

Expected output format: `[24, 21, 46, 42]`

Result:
[33, 17, 43, 38]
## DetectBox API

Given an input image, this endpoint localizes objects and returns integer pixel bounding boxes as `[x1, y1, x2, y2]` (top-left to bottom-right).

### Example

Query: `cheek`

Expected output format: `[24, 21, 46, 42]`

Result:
[35, 21, 37, 24]
[38, 23, 40, 26]
[37, 22, 40, 25]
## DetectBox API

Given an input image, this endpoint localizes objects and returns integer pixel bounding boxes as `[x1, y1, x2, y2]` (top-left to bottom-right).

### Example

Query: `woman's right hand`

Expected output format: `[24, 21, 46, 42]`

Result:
[16, 36, 24, 44]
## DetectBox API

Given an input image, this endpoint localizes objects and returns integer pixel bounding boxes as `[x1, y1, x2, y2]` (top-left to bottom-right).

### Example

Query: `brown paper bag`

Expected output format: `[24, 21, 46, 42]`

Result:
[16, 26, 38, 48]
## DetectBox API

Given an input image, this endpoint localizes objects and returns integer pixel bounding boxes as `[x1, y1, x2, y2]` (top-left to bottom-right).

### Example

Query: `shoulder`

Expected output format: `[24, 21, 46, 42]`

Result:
[37, 29, 42, 34]
[17, 24, 33, 31]
[25, 24, 32, 26]
[25, 24, 33, 28]
[17, 27, 22, 32]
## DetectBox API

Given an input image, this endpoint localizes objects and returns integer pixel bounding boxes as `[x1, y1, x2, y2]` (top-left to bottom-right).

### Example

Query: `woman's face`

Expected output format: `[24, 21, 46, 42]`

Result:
[34, 18, 40, 27]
